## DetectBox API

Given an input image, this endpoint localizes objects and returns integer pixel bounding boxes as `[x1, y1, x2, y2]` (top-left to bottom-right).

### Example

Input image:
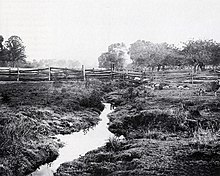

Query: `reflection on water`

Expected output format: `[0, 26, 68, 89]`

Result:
[30, 103, 114, 176]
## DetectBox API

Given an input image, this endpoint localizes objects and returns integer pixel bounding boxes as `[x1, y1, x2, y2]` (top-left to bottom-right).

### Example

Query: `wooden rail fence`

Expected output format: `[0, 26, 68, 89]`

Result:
[0, 66, 219, 84]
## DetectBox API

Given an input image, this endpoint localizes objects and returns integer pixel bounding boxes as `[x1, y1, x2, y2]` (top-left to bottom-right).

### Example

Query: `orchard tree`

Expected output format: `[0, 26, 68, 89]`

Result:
[181, 39, 217, 72]
[161, 44, 185, 69]
[98, 43, 128, 69]
[209, 42, 220, 69]
[151, 42, 177, 71]
[129, 40, 180, 71]
[5, 36, 26, 67]
[129, 40, 157, 70]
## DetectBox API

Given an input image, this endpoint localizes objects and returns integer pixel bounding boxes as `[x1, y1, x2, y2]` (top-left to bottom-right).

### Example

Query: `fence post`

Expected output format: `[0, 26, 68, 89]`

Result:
[17, 67, 20, 81]
[111, 64, 115, 80]
[64, 67, 68, 79]
[125, 69, 128, 80]
[82, 65, 86, 81]
[48, 67, 51, 81]
[142, 71, 146, 81]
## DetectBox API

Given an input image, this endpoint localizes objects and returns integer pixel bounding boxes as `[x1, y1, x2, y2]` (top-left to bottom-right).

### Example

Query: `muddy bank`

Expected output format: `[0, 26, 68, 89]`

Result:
[55, 83, 220, 176]
[31, 103, 114, 176]
[55, 138, 220, 176]
[0, 81, 104, 176]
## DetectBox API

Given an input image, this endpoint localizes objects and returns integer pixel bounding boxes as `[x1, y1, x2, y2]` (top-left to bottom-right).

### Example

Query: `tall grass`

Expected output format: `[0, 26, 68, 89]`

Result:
[106, 136, 123, 152]
[192, 128, 218, 145]
[0, 113, 49, 156]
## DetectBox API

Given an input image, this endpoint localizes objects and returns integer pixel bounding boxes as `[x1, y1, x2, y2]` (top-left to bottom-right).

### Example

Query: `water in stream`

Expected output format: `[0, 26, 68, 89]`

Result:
[30, 103, 114, 176]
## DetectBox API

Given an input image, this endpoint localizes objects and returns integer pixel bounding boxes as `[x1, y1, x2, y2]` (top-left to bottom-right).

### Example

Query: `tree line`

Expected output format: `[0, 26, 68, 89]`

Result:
[0, 35, 81, 68]
[1, 35, 219, 72]
[98, 39, 220, 72]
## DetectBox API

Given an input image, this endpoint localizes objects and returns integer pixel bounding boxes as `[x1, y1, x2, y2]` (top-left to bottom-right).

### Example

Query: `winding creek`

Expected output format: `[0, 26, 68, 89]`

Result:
[30, 103, 114, 176]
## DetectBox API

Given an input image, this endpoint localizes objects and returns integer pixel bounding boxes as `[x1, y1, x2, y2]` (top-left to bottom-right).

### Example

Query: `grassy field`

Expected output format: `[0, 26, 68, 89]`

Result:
[0, 80, 105, 176]
[0, 71, 220, 176]
[55, 74, 220, 176]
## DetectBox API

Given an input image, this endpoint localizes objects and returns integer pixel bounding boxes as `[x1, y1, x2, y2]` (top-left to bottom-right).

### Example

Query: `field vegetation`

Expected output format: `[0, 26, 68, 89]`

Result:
[0, 81, 104, 176]
[55, 72, 220, 176]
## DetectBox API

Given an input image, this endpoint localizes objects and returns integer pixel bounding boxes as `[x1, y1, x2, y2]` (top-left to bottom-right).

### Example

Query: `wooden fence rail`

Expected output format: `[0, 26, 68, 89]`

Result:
[0, 66, 219, 83]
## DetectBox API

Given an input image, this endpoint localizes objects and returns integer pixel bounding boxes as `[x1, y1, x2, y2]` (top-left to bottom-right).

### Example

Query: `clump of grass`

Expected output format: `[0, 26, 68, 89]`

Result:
[80, 90, 104, 111]
[101, 82, 114, 93]
[106, 136, 123, 152]
[192, 128, 218, 145]
[143, 130, 167, 140]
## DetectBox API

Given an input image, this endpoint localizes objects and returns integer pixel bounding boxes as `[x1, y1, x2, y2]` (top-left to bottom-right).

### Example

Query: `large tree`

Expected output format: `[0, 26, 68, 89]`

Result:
[0, 35, 10, 66]
[181, 39, 220, 72]
[129, 40, 151, 69]
[5, 36, 26, 67]
[98, 52, 116, 69]
[129, 40, 180, 71]
[208, 42, 220, 69]
[0, 35, 3, 51]
[98, 43, 128, 69]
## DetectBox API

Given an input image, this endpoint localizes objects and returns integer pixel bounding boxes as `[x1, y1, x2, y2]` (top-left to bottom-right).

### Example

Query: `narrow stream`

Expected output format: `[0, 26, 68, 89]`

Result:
[30, 103, 114, 176]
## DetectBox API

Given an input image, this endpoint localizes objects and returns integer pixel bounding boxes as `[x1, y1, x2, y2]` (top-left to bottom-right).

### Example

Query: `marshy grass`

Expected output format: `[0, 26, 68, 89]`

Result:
[0, 112, 49, 156]
[106, 136, 123, 152]
[192, 128, 219, 145]
[0, 81, 105, 175]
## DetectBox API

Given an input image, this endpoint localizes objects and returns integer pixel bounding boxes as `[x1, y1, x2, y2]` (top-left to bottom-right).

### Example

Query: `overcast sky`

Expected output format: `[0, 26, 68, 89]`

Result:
[0, 0, 220, 67]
